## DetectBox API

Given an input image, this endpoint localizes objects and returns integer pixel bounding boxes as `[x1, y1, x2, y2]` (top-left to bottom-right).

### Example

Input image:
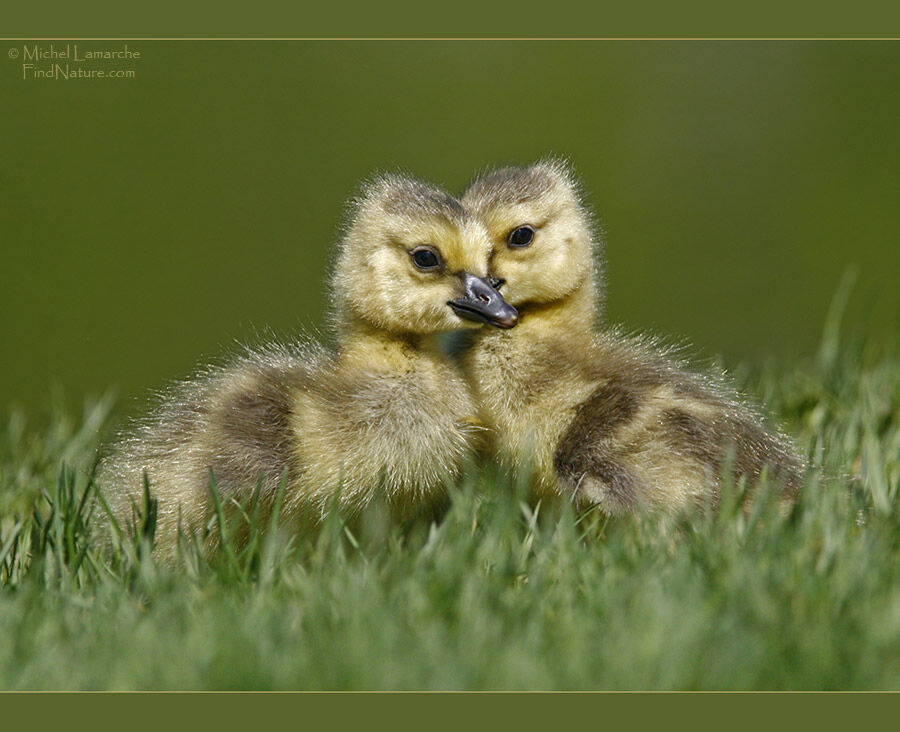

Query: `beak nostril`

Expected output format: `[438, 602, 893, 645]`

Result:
[478, 293, 490, 303]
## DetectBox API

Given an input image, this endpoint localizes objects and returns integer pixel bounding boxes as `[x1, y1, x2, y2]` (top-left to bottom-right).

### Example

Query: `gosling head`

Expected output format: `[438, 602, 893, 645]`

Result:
[461, 159, 599, 312]
[332, 173, 518, 336]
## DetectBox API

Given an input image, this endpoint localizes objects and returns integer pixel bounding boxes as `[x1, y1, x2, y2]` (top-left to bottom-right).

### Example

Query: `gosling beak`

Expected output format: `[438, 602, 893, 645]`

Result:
[448, 273, 519, 329]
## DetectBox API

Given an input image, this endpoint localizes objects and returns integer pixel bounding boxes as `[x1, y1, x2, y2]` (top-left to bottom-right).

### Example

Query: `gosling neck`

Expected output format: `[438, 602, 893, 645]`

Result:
[491, 278, 599, 348]
[336, 316, 438, 372]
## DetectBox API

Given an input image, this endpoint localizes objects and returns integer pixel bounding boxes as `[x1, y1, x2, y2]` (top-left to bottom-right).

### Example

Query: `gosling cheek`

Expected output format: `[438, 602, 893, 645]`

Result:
[495, 277, 526, 307]
[424, 296, 462, 332]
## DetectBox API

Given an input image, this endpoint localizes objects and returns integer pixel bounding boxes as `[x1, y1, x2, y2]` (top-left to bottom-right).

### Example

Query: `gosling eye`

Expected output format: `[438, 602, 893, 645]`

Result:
[507, 225, 535, 248]
[410, 246, 443, 271]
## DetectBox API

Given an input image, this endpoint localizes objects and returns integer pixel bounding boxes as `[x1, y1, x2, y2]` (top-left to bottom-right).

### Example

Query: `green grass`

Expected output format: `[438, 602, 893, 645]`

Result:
[1, 302, 899, 690]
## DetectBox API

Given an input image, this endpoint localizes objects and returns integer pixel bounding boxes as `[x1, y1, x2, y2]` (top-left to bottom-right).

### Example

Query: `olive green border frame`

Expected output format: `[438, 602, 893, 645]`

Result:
[3, 1, 900, 38]
[3, 0, 900, 711]
[2, 690, 898, 723]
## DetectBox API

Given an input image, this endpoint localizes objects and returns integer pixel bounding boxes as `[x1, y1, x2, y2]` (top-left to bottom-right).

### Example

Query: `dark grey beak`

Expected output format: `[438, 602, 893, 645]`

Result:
[448, 274, 519, 329]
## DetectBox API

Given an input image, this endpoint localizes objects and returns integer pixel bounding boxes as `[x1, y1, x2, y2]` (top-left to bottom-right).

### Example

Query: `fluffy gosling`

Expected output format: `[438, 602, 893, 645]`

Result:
[458, 160, 804, 516]
[97, 173, 518, 552]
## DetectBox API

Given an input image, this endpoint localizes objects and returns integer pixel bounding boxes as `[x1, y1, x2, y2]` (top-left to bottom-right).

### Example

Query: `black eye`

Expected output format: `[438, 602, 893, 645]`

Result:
[410, 246, 442, 270]
[507, 225, 535, 248]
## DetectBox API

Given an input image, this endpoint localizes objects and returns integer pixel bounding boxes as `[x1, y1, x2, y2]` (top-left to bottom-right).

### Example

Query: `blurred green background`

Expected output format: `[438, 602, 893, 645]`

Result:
[2, 41, 899, 413]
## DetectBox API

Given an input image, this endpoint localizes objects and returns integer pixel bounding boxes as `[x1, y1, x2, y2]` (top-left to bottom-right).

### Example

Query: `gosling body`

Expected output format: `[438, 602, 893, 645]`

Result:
[101, 335, 479, 542]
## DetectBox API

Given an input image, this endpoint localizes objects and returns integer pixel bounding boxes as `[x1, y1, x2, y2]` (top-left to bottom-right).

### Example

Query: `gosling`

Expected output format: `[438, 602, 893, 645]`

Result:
[97, 173, 518, 552]
[458, 160, 804, 516]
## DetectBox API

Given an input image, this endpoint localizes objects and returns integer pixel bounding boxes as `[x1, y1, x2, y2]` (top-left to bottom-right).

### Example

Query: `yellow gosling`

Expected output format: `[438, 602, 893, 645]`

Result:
[98, 173, 518, 553]
[459, 160, 804, 516]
